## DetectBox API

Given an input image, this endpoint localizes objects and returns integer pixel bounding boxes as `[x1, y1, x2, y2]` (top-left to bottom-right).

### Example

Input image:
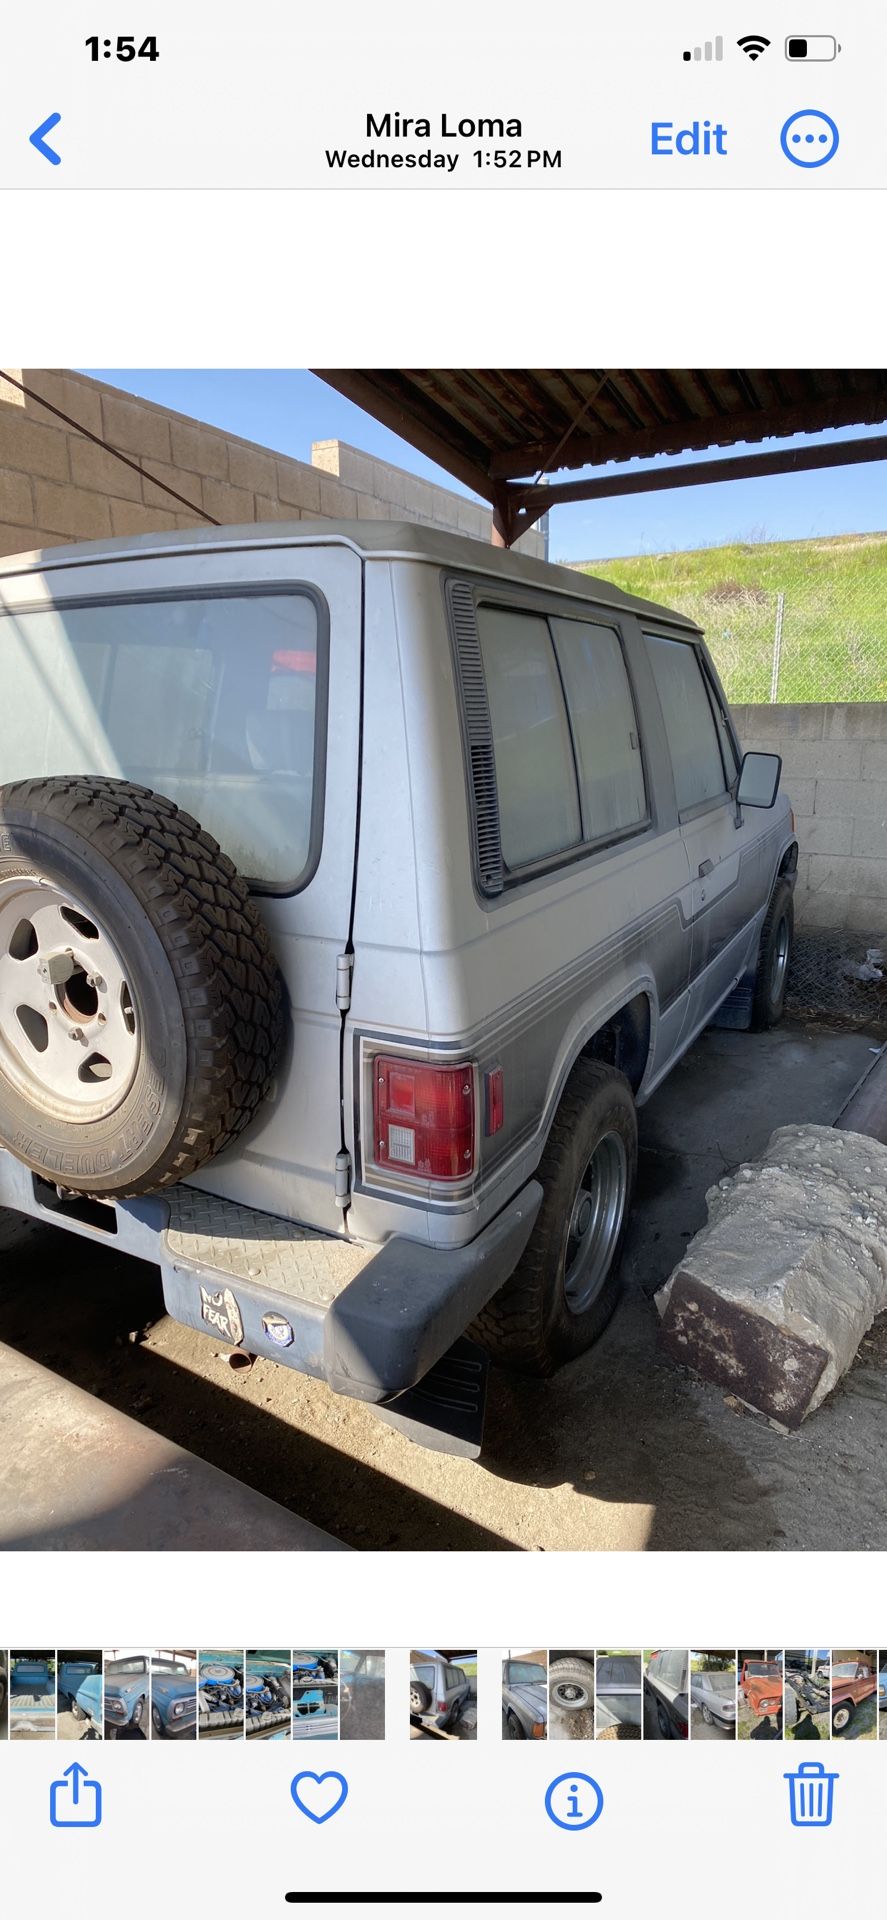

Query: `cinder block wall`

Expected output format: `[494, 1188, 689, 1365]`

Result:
[0, 369, 543, 559]
[733, 702, 887, 932]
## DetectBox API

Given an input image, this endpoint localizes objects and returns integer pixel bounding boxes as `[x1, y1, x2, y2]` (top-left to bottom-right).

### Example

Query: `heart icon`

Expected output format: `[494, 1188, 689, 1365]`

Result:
[290, 1770, 349, 1825]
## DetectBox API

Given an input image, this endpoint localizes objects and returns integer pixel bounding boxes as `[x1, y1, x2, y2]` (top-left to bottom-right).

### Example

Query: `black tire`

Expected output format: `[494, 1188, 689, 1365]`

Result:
[750, 877, 794, 1030]
[504, 1710, 525, 1740]
[0, 1207, 50, 1255]
[0, 777, 284, 1196]
[410, 1682, 432, 1714]
[656, 1701, 672, 1740]
[105, 1725, 118, 1741]
[549, 1657, 595, 1714]
[131, 1696, 145, 1733]
[151, 1704, 163, 1739]
[474, 1059, 637, 1373]
[70, 1699, 85, 1721]
[449, 1698, 463, 1727]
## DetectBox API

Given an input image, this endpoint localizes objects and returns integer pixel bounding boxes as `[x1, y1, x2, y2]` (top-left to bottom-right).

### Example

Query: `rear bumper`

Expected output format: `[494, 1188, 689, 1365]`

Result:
[0, 1149, 542, 1405]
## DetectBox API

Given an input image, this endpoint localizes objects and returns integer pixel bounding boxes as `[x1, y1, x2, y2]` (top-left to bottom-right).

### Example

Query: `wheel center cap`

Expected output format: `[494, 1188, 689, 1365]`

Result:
[574, 1194, 593, 1239]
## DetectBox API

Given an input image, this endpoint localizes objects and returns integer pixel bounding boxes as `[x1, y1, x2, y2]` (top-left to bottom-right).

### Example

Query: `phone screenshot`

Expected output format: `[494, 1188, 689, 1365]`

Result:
[1, 5, 884, 1915]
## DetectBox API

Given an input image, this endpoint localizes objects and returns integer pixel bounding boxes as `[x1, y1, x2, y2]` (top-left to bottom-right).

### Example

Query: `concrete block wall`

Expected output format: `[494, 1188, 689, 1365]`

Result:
[733, 702, 887, 932]
[0, 369, 543, 560]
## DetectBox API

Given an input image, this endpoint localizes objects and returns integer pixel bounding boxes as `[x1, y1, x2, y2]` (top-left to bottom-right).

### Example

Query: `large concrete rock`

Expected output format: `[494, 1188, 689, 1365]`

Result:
[656, 1124, 887, 1426]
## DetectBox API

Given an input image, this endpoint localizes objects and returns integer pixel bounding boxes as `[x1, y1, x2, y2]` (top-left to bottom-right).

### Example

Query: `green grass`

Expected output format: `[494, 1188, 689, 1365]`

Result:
[577, 531, 887, 704]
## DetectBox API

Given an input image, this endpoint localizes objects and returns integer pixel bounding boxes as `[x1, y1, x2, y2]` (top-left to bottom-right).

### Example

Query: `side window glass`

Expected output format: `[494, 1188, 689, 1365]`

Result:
[477, 606, 581, 869]
[645, 634, 729, 813]
[550, 617, 647, 840]
[706, 674, 739, 784]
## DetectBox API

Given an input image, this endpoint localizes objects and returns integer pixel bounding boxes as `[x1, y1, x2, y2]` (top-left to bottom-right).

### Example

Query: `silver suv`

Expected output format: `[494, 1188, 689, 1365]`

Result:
[410, 1654, 471, 1730]
[0, 520, 796, 1455]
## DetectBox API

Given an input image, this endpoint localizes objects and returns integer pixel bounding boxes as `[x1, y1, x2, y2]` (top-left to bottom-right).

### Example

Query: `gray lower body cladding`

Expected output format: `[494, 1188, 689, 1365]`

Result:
[0, 1150, 542, 1404]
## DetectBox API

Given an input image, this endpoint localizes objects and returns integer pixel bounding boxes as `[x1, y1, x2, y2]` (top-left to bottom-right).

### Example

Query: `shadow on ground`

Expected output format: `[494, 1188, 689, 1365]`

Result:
[1, 1020, 885, 1551]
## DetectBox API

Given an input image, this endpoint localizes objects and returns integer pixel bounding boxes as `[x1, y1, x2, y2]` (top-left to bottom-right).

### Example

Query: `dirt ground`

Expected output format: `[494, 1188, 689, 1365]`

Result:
[737, 1693, 782, 1741]
[1, 1019, 884, 1553]
[834, 1695, 878, 1741]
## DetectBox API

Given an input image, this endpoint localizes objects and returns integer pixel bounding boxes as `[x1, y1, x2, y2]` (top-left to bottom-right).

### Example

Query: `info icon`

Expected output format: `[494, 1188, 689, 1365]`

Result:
[544, 1772, 605, 1832]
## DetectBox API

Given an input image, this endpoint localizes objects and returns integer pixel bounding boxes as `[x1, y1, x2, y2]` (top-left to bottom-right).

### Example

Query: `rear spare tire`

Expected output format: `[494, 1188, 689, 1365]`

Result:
[0, 777, 284, 1196]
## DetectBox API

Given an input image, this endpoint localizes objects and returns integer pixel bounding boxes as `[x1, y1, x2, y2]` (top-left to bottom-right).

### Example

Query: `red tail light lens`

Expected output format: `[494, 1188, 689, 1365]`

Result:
[372, 1056, 476, 1181]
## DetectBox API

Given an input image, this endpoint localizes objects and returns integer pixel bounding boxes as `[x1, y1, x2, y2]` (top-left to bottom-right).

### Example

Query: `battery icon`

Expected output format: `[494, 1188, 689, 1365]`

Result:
[785, 35, 840, 60]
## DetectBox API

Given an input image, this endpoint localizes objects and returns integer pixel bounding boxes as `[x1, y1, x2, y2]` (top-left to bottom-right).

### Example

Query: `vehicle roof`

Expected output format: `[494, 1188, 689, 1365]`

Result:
[0, 519, 700, 631]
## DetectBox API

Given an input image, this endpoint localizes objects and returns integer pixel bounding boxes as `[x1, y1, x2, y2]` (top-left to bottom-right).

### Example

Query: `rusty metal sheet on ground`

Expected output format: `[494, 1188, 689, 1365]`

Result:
[658, 1273, 828, 1429]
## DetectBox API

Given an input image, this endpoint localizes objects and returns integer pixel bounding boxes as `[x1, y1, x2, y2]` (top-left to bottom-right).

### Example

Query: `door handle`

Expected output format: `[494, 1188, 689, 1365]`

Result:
[698, 859, 714, 878]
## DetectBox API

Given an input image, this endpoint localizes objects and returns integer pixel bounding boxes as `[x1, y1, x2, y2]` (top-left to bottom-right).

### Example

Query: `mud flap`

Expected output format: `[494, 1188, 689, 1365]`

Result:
[373, 1337, 488, 1458]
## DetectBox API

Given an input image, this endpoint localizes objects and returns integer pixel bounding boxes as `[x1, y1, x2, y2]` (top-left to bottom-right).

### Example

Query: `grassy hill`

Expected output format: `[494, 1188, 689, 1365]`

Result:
[573, 531, 887, 704]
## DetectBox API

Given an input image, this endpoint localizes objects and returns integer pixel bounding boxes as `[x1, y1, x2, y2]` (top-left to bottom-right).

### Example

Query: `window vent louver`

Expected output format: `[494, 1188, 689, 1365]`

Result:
[447, 579, 503, 895]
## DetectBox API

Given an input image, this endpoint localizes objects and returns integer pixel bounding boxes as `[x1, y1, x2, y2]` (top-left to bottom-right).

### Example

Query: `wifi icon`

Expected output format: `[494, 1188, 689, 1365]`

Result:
[738, 33, 771, 59]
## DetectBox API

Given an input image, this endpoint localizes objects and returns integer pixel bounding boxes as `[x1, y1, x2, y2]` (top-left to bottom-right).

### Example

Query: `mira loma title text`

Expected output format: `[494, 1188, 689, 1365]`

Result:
[366, 113, 523, 138]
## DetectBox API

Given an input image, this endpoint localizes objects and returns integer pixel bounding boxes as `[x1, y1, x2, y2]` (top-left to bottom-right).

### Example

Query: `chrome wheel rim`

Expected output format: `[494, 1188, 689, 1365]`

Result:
[563, 1131, 629, 1316]
[0, 875, 139, 1121]
[553, 1681, 589, 1710]
[770, 914, 790, 997]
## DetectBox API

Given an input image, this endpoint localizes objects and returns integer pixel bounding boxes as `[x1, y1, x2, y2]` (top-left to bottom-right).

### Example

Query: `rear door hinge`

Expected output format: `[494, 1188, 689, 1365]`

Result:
[334, 1149, 352, 1209]
[336, 951, 354, 1011]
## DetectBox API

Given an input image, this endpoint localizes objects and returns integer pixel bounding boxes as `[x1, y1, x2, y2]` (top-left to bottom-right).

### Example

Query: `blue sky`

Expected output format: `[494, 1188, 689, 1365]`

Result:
[84, 369, 886, 562]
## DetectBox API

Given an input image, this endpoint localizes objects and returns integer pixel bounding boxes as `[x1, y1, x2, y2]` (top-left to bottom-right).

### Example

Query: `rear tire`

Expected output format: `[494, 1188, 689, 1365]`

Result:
[750, 877, 794, 1030]
[0, 777, 284, 1197]
[474, 1060, 637, 1374]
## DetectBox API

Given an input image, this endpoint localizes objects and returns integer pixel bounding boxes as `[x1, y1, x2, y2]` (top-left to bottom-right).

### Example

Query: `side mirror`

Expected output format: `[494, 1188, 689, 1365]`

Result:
[736, 750, 781, 809]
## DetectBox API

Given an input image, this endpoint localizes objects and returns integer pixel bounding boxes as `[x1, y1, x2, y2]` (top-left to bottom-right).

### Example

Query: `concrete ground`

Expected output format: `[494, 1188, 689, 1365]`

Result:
[0, 1019, 883, 1553]
[412, 1691, 477, 1740]
[690, 1703, 734, 1741]
[57, 1707, 99, 1741]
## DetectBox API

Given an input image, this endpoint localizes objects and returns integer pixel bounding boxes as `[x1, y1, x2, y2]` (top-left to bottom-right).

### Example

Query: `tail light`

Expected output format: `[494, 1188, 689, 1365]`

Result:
[372, 1055, 476, 1182]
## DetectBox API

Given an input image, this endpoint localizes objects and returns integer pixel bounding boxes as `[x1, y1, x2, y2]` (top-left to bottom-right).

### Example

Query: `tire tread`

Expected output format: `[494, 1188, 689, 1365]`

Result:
[0, 776, 284, 1193]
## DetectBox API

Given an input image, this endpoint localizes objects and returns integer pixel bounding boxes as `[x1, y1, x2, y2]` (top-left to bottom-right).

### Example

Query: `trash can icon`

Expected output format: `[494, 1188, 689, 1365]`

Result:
[785, 1760, 838, 1828]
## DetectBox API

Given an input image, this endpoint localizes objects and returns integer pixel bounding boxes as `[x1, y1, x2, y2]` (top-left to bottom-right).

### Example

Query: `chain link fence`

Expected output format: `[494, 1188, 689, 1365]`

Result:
[590, 532, 887, 705]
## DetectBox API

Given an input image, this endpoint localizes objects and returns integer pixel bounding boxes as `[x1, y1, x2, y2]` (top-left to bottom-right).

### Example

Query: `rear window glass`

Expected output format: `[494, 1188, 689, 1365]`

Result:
[0, 591, 322, 888]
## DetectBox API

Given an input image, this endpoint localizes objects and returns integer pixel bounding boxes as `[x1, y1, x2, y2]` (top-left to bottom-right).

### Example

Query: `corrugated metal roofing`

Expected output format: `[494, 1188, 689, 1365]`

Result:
[318, 369, 887, 487]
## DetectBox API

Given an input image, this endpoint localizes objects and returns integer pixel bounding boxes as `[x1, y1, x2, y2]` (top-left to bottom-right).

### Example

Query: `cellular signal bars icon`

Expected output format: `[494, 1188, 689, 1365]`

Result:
[683, 37, 723, 61]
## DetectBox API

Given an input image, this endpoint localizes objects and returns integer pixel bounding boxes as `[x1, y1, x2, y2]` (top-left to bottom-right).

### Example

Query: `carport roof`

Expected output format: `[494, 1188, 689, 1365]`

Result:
[316, 369, 887, 545]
